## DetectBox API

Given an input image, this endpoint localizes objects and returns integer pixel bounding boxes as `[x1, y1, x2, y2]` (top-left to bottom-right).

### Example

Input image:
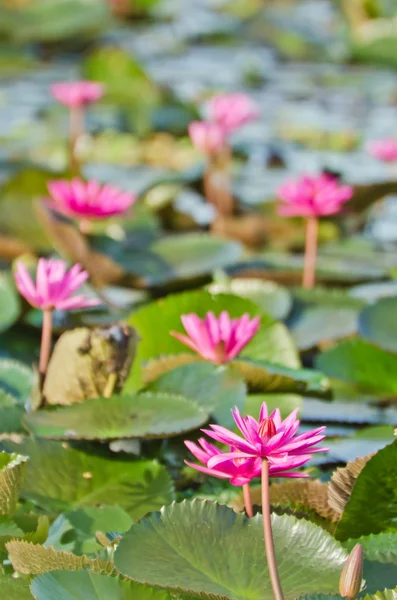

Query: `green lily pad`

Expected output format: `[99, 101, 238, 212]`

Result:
[345, 532, 397, 565]
[1, 439, 174, 519]
[290, 305, 359, 350]
[125, 289, 300, 390]
[0, 359, 34, 402]
[31, 571, 172, 600]
[115, 500, 347, 599]
[0, 390, 26, 434]
[24, 392, 207, 441]
[316, 340, 397, 393]
[0, 572, 33, 600]
[146, 362, 246, 428]
[359, 297, 397, 353]
[0, 273, 20, 334]
[336, 441, 397, 541]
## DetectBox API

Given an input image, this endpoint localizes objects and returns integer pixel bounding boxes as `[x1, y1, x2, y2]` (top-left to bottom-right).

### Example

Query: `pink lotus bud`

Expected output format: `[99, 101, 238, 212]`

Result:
[51, 81, 104, 108]
[339, 544, 363, 600]
[367, 139, 397, 163]
[188, 121, 226, 157]
[208, 92, 259, 134]
[258, 418, 277, 442]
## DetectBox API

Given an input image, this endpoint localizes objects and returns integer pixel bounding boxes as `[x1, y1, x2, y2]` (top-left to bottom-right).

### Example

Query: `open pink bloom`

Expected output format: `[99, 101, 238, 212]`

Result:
[204, 402, 328, 474]
[14, 259, 100, 311]
[47, 178, 137, 220]
[170, 311, 260, 364]
[188, 121, 226, 156]
[208, 92, 259, 134]
[51, 81, 104, 108]
[367, 139, 397, 163]
[277, 174, 353, 218]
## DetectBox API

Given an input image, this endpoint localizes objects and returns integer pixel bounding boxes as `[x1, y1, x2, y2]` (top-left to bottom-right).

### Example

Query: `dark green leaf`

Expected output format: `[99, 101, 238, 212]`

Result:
[0, 359, 34, 402]
[0, 273, 20, 333]
[0, 572, 33, 600]
[359, 297, 397, 353]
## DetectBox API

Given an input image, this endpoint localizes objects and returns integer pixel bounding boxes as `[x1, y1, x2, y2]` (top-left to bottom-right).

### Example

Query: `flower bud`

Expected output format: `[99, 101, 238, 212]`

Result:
[339, 544, 363, 600]
[258, 417, 276, 442]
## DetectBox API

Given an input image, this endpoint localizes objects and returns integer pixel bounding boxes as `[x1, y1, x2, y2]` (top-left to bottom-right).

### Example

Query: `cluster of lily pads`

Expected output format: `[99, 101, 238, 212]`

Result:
[4, 1, 397, 599]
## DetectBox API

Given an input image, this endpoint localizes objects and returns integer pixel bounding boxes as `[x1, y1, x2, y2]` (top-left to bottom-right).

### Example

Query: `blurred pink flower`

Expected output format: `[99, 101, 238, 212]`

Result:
[170, 311, 260, 364]
[367, 139, 397, 162]
[185, 438, 261, 486]
[208, 92, 259, 134]
[47, 179, 137, 220]
[188, 121, 226, 156]
[51, 81, 104, 108]
[277, 174, 353, 218]
[204, 402, 328, 474]
[14, 259, 100, 311]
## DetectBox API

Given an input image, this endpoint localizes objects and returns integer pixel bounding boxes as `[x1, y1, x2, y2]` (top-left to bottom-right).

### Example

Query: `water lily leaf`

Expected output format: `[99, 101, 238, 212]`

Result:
[0, 452, 28, 516]
[328, 454, 374, 519]
[302, 397, 397, 426]
[96, 233, 243, 288]
[43, 326, 139, 406]
[0, 273, 20, 333]
[6, 540, 115, 576]
[1, 439, 174, 519]
[125, 290, 300, 390]
[362, 587, 397, 600]
[0, 572, 33, 600]
[146, 362, 246, 428]
[45, 506, 133, 556]
[0, 389, 25, 434]
[316, 340, 397, 393]
[336, 441, 397, 541]
[359, 297, 397, 353]
[207, 278, 292, 320]
[244, 393, 303, 420]
[293, 286, 366, 309]
[230, 358, 329, 396]
[345, 532, 397, 566]
[0, 359, 34, 402]
[115, 500, 347, 599]
[290, 305, 359, 350]
[24, 392, 207, 441]
[143, 354, 202, 383]
[31, 571, 172, 600]
[324, 426, 394, 464]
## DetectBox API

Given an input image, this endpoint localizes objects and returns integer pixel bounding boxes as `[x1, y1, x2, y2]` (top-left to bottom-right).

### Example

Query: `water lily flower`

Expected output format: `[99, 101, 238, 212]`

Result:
[204, 402, 328, 469]
[188, 121, 226, 157]
[367, 139, 397, 162]
[208, 92, 259, 134]
[15, 258, 100, 389]
[51, 81, 104, 108]
[277, 174, 353, 218]
[47, 178, 137, 221]
[170, 311, 260, 364]
[277, 173, 353, 289]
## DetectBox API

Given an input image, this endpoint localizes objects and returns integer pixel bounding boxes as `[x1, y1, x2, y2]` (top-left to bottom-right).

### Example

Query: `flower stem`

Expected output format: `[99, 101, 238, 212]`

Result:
[39, 309, 53, 391]
[303, 215, 318, 289]
[242, 483, 253, 518]
[261, 459, 285, 600]
[69, 106, 84, 176]
[103, 372, 118, 398]
[204, 148, 234, 224]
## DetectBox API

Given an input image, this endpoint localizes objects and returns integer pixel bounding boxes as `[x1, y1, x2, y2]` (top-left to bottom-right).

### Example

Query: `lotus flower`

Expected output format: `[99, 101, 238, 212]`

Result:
[14, 259, 100, 311]
[367, 139, 397, 162]
[188, 121, 226, 156]
[170, 311, 260, 364]
[204, 402, 328, 471]
[277, 174, 353, 218]
[51, 81, 104, 108]
[208, 92, 259, 134]
[47, 179, 137, 220]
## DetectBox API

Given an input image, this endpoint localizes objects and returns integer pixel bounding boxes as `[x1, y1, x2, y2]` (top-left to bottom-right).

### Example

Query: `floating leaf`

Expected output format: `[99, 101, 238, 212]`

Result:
[24, 393, 207, 441]
[336, 441, 397, 541]
[6, 540, 115, 576]
[0, 390, 25, 434]
[1, 439, 174, 519]
[0, 572, 33, 600]
[328, 454, 374, 519]
[0, 452, 28, 516]
[345, 532, 397, 566]
[0, 359, 34, 402]
[115, 500, 347, 599]
[147, 362, 246, 428]
[316, 340, 397, 393]
[125, 290, 300, 390]
[0, 273, 20, 334]
[290, 305, 359, 350]
[31, 571, 172, 600]
[359, 297, 397, 353]
[43, 326, 139, 406]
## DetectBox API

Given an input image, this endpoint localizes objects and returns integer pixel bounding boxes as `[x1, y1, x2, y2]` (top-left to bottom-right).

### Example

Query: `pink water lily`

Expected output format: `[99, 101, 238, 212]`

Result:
[204, 402, 328, 470]
[51, 81, 104, 108]
[188, 121, 226, 156]
[14, 258, 100, 312]
[208, 92, 258, 134]
[277, 174, 353, 218]
[47, 178, 137, 220]
[367, 139, 397, 162]
[170, 311, 260, 364]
